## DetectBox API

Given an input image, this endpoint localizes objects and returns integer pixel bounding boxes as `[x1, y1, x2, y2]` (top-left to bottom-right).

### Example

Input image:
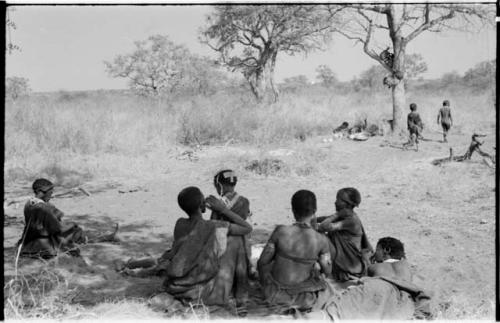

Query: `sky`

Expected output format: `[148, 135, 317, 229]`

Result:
[5, 5, 497, 92]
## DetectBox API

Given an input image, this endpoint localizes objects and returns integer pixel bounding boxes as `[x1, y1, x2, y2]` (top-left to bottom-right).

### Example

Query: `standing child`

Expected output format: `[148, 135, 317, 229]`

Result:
[437, 100, 453, 143]
[317, 187, 373, 282]
[405, 103, 423, 151]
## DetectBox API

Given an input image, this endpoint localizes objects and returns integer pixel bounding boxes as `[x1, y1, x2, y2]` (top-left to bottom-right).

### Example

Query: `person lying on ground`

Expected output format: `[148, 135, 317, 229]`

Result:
[333, 122, 349, 135]
[316, 187, 373, 282]
[309, 236, 433, 320]
[211, 169, 256, 282]
[367, 237, 412, 282]
[257, 189, 334, 313]
[437, 100, 453, 143]
[17, 178, 119, 259]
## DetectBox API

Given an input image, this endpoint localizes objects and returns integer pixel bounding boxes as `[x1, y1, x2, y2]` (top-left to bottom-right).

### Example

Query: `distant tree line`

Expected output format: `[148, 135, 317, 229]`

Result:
[277, 58, 495, 95]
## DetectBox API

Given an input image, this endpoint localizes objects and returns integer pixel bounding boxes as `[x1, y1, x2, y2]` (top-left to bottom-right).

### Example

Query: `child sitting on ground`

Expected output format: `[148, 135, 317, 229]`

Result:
[211, 170, 256, 280]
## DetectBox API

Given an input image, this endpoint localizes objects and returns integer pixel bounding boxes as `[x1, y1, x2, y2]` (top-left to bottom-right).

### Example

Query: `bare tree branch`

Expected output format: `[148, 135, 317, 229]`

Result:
[404, 5, 455, 44]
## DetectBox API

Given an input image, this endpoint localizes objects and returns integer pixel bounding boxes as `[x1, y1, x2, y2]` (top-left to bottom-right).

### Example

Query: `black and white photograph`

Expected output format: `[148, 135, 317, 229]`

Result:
[3, 1, 497, 320]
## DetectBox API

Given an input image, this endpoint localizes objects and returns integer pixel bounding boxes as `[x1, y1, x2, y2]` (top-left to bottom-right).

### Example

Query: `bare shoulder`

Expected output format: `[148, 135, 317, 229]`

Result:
[239, 195, 250, 205]
[317, 232, 331, 250]
[173, 218, 190, 232]
[367, 262, 391, 277]
[271, 224, 286, 237]
[175, 217, 189, 226]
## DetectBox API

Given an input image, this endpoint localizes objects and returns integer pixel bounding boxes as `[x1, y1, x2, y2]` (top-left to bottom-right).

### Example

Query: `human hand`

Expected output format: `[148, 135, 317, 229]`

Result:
[205, 195, 227, 212]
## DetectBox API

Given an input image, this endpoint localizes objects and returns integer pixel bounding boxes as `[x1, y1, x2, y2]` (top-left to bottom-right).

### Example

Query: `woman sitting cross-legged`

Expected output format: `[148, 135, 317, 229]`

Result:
[257, 189, 334, 313]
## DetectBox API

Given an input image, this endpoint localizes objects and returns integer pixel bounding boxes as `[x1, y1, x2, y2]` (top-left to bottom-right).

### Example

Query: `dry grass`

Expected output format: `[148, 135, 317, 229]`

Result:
[3, 86, 495, 320]
[5, 87, 494, 186]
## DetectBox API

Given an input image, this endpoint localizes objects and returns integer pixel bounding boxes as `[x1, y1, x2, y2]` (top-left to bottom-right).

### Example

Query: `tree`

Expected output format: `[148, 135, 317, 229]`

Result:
[105, 35, 191, 96]
[463, 59, 495, 92]
[315, 65, 338, 87]
[281, 74, 310, 91]
[358, 54, 427, 91]
[201, 5, 337, 102]
[6, 77, 31, 100]
[332, 4, 494, 133]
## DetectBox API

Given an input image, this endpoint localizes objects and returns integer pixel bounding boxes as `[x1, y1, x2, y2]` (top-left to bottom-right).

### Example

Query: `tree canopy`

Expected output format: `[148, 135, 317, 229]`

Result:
[330, 3, 494, 132]
[201, 5, 338, 101]
[105, 35, 229, 97]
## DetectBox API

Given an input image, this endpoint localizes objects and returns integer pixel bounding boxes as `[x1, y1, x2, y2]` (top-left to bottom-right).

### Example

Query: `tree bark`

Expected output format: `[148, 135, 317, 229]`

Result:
[246, 48, 279, 103]
[387, 5, 407, 134]
[391, 80, 406, 134]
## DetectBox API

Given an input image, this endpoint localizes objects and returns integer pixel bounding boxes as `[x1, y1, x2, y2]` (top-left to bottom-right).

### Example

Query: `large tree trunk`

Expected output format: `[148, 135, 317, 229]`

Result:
[391, 80, 406, 133]
[386, 6, 407, 134]
[246, 48, 279, 103]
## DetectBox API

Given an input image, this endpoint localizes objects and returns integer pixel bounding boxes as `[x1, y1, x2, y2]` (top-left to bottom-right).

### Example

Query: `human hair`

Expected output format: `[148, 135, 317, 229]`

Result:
[443, 100, 450, 107]
[213, 169, 238, 187]
[291, 190, 317, 220]
[32, 178, 54, 194]
[336, 187, 361, 208]
[377, 237, 406, 259]
[409, 103, 417, 111]
[177, 186, 204, 215]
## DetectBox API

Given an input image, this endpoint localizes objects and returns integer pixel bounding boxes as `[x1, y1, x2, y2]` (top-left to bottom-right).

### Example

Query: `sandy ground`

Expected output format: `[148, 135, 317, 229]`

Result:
[3, 128, 496, 319]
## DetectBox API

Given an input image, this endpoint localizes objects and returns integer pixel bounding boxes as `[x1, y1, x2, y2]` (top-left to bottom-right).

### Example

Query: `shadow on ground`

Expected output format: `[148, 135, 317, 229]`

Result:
[4, 213, 175, 308]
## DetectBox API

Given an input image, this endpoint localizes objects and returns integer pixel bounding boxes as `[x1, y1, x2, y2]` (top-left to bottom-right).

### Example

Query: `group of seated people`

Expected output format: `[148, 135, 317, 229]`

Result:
[16, 171, 431, 319]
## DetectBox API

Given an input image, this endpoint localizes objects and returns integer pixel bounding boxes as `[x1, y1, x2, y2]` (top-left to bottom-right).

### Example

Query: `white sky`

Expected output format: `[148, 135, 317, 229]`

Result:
[5, 5, 497, 92]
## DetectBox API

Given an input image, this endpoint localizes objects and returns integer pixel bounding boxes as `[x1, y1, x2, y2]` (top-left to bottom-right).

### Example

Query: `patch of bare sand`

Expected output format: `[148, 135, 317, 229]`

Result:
[3, 129, 496, 319]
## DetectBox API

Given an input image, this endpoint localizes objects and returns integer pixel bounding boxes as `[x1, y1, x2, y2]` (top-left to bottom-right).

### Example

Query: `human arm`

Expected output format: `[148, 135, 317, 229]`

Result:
[205, 195, 252, 235]
[316, 213, 339, 225]
[417, 114, 423, 129]
[437, 110, 441, 124]
[449, 111, 453, 126]
[318, 213, 344, 232]
[318, 235, 332, 275]
[257, 226, 279, 281]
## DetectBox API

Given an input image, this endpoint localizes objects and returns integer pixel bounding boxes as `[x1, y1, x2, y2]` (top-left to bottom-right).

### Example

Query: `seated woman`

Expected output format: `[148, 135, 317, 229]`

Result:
[257, 190, 333, 313]
[18, 178, 118, 259]
[316, 187, 373, 281]
[158, 186, 252, 307]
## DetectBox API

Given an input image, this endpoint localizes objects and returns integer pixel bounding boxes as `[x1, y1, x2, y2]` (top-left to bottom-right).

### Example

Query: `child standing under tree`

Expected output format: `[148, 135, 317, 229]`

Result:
[405, 103, 423, 151]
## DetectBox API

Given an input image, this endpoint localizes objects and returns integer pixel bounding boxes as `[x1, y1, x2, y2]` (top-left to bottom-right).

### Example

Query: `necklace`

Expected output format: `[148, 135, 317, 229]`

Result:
[293, 222, 312, 229]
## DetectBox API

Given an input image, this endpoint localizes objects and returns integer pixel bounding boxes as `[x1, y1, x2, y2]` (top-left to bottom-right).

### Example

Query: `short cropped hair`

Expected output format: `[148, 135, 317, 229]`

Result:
[377, 237, 406, 259]
[32, 178, 54, 194]
[214, 169, 238, 187]
[291, 190, 317, 220]
[409, 103, 417, 111]
[336, 187, 361, 208]
[443, 100, 450, 106]
[178, 186, 204, 215]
